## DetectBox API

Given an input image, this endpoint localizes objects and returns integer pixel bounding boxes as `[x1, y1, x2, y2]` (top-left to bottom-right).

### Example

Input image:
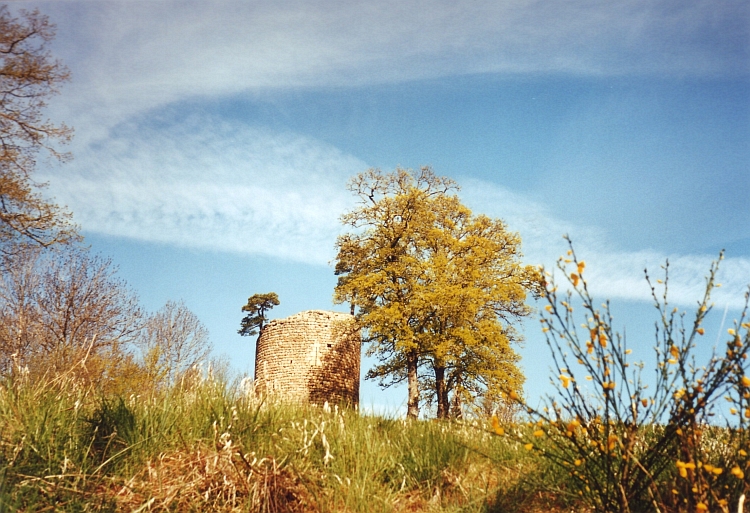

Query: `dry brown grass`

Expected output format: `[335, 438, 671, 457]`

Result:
[107, 442, 315, 512]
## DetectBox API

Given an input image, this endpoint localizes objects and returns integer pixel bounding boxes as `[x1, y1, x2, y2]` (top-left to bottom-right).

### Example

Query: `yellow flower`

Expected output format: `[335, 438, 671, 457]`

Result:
[728, 328, 736, 336]
[712, 467, 723, 475]
[641, 399, 648, 407]
[560, 375, 573, 389]
[669, 345, 679, 358]
[524, 443, 533, 451]
[731, 466, 744, 479]
[577, 261, 585, 274]
[570, 273, 579, 287]
[696, 327, 705, 335]
[491, 415, 504, 436]
[696, 502, 708, 511]
[544, 304, 552, 312]
[624, 349, 632, 355]
[739, 449, 747, 457]
[574, 459, 582, 466]
[730, 408, 738, 415]
[741, 376, 750, 387]
[668, 358, 678, 365]
[599, 333, 607, 347]
[533, 429, 545, 437]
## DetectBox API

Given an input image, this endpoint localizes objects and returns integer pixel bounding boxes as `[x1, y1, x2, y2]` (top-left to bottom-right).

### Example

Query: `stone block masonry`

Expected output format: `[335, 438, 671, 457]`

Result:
[254, 310, 360, 407]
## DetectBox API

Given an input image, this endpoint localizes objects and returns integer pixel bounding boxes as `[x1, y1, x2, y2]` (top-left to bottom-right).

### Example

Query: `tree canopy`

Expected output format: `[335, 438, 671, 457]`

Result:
[0, 6, 77, 260]
[238, 292, 280, 338]
[334, 167, 541, 418]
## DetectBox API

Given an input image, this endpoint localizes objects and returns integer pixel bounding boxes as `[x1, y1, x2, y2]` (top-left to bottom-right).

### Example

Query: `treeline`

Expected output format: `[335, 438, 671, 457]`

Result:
[0, 245, 214, 393]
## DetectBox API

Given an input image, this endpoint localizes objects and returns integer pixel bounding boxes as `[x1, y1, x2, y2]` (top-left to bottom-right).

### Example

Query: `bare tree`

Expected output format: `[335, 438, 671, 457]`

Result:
[0, 245, 41, 372]
[138, 300, 212, 388]
[35, 249, 142, 360]
[0, 247, 143, 383]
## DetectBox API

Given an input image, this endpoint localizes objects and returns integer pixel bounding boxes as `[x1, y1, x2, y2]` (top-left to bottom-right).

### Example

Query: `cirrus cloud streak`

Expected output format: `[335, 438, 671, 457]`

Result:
[40, 116, 750, 309]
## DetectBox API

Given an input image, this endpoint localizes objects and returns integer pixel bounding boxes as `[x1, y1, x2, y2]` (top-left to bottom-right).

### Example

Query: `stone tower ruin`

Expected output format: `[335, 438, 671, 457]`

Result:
[254, 310, 360, 406]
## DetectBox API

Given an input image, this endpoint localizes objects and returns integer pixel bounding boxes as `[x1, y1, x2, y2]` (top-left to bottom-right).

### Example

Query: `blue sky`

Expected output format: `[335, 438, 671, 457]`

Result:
[19, 0, 750, 414]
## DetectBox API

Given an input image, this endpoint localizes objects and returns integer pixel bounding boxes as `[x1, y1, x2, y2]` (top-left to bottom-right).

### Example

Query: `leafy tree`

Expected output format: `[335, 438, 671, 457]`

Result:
[0, 7, 77, 259]
[137, 300, 212, 388]
[420, 200, 541, 418]
[239, 292, 279, 338]
[334, 167, 541, 418]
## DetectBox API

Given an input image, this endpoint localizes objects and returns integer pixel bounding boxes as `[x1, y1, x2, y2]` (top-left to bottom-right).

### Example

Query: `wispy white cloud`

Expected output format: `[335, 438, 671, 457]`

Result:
[41, 114, 363, 264]
[41, 115, 749, 309]
[460, 180, 750, 309]
[36, 0, 748, 143]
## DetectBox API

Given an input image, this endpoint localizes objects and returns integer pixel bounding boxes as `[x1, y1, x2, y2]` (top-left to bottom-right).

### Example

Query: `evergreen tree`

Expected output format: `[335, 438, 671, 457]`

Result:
[239, 292, 280, 338]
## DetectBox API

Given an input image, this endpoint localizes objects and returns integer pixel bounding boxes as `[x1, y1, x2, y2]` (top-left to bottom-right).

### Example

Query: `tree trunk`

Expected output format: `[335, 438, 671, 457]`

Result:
[451, 391, 463, 419]
[450, 375, 463, 419]
[406, 349, 420, 419]
[435, 364, 449, 419]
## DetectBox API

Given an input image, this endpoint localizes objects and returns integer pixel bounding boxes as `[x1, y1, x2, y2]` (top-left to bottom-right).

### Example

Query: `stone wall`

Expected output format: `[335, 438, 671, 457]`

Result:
[254, 310, 360, 406]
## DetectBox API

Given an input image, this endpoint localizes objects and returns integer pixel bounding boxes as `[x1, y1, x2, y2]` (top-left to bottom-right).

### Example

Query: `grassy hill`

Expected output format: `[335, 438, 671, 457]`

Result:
[0, 371, 578, 512]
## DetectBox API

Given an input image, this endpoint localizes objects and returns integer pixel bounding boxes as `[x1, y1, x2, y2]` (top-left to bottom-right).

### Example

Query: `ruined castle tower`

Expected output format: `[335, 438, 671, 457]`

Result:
[254, 310, 360, 406]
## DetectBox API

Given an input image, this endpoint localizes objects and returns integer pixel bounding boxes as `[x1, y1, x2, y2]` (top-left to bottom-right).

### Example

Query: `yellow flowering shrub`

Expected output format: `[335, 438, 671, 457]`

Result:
[495, 237, 749, 513]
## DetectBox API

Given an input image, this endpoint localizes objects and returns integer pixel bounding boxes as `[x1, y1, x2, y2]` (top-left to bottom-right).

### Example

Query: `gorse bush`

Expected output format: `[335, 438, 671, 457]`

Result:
[495, 238, 749, 513]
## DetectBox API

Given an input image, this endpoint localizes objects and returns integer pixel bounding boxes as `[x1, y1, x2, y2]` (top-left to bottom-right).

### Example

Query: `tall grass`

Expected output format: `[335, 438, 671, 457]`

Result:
[0, 368, 539, 512]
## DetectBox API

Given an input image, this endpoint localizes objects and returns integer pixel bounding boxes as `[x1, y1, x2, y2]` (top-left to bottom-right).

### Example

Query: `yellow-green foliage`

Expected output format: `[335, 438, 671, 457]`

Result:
[334, 167, 541, 419]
